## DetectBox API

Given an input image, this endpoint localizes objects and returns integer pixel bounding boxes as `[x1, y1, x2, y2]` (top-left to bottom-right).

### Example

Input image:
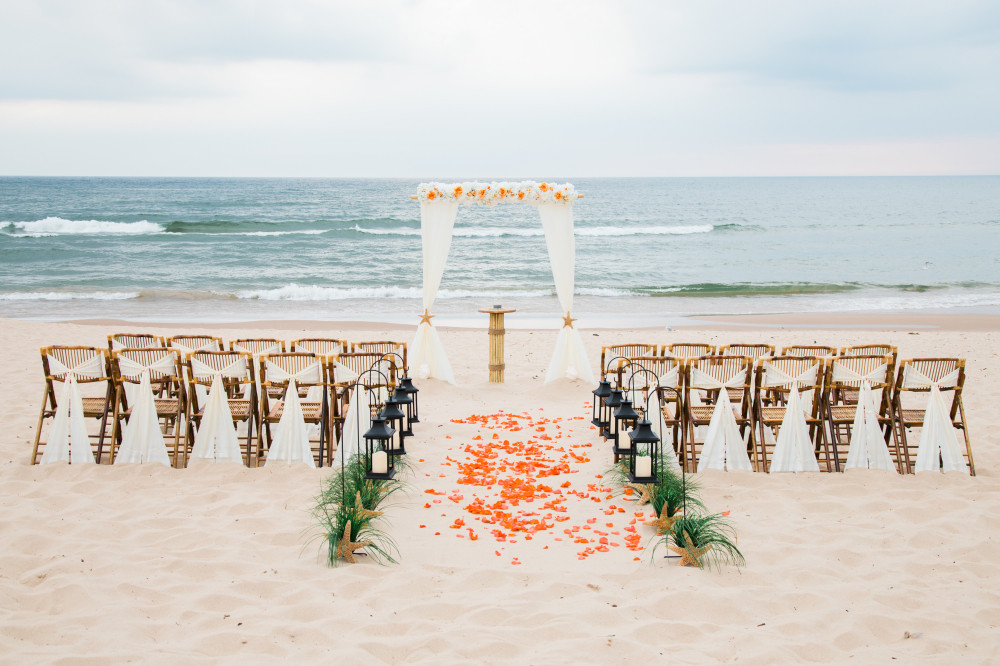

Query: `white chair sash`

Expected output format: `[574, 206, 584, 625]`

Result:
[690, 367, 753, 472]
[902, 366, 968, 474]
[831, 362, 896, 472]
[114, 355, 175, 466]
[189, 357, 247, 464]
[265, 379, 315, 467]
[761, 362, 820, 473]
[231, 342, 281, 400]
[40, 354, 104, 465]
[338, 383, 372, 466]
[265, 358, 325, 402]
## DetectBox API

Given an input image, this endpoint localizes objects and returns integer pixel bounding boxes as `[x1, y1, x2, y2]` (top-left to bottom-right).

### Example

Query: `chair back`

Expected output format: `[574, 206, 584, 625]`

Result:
[720, 343, 774, 361]
[894, 358, 965, 397]
[291, 338, 349, 359]
[167, 335, 224, 353]
[600, 344, 658, 380]
[259, 352, 326, 391]
[757, 355, 826, 413]
[184, 350, 255, 413]
[108, 333, 163, 351]
[687, 355, 753, 405]
[781, 344, 836, 357]
[353, 341, 407, 370]
[42, 346, 109, 383]
[231, 338, 285, 356]
[665, 343, 717, 358]
[111, 348, 182, 385]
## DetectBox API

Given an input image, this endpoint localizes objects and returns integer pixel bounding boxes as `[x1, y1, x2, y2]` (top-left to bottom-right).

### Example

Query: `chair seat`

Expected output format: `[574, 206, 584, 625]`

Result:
[125, 398, 181, 418]
[827, 405, 863, 420]
[80, 397, 110, 418]
[690, 405, 744, 422]
[195, 399, 253, 420]
[267, 401, 324, 421]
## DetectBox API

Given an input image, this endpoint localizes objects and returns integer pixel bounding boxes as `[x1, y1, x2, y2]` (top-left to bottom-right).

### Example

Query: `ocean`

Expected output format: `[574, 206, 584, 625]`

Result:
[1, 176, 998, 326]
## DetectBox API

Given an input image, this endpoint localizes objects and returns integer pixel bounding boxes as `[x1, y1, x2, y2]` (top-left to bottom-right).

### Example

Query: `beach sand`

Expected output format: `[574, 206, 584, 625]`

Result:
[1, 314, 998, 663]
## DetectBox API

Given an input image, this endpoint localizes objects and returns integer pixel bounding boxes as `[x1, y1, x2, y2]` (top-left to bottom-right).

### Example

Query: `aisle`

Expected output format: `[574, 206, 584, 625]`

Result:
[416, 407, 651, 566]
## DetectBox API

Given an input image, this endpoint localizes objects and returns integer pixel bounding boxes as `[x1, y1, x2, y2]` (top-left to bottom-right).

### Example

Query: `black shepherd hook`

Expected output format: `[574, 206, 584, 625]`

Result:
[341, 366, 390, 503]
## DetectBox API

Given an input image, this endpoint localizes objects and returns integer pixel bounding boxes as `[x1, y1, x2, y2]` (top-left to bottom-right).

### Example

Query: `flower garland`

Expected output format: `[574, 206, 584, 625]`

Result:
[416, 181, 577, 206]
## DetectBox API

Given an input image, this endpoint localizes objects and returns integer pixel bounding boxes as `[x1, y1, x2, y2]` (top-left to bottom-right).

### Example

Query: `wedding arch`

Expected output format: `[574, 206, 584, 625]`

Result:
[409, 181, 594, 385]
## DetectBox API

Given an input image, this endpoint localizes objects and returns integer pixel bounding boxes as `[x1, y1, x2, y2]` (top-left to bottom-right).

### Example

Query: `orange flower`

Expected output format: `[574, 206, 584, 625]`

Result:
[554, 191, 563, 200]
[427, 191, 436, 200]
[518, 191, 525, 200]
[539, 182, 550, 192]
[454, 186, 463, 197]
[478, 189, 486, 198]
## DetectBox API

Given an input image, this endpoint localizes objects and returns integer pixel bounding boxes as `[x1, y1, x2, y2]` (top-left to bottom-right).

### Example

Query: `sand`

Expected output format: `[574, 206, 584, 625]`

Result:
[1, 314, 998, 663]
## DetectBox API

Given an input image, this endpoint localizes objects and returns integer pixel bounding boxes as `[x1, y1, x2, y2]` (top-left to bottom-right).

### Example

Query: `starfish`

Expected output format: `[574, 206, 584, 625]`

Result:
[626, 483, 654, 505]
[418, 309, 435, 325]
[334, 520, 372, 564]
[644, 503, 680, 534]
[668, 532, 711, 568]
[562, 312, 577, 328]
[353, 491, 384, 522]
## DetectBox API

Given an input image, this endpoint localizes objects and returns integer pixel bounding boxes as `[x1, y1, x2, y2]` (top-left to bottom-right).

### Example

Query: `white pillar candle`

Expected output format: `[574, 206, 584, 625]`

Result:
[635, 456, 652, 478]
[620, 435, 632, 450]
[372, 450, 388, 474]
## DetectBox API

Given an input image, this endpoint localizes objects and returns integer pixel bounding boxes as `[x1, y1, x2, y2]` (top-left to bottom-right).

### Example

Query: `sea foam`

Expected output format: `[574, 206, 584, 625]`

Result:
[7, 217, 164, 236]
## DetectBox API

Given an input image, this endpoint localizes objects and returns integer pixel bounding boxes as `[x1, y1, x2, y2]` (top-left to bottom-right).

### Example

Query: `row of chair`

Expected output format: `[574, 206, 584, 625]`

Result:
[31, 335, 409, 468]
[599, 348, 974, 476]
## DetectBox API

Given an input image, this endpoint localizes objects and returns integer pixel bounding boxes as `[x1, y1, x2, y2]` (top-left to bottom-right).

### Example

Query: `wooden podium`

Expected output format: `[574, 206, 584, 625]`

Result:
[478, 306, 515, 383]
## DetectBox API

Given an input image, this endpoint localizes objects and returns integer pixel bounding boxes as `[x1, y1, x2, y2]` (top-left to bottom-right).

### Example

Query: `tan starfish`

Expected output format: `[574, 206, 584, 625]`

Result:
[353, 491, 384, 522]
[643, 503, 680, 534]
[627, 483, 654, 505]
[668, 532, 711, 567]
[418, 309, 435, 325]
[334, 520, 372, 564]
[562, 312, 577, 328]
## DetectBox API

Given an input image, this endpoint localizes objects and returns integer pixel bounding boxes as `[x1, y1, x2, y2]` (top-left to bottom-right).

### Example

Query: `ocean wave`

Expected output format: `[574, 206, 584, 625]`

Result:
[0, 290, 140, 301]
[232, 284, 561, 302]
[350, 224, 716, 238]
[4, 217, 164, 236]
[577, 224, 714, 237]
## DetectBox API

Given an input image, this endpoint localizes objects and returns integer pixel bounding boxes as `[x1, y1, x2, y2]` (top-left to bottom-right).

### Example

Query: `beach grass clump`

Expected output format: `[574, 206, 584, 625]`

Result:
[658, 512, 745, 570]
[311, 454, 402, 566]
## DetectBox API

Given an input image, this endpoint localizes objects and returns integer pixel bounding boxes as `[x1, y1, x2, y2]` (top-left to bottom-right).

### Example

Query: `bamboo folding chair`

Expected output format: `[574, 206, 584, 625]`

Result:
[822, 354, 897, 472]
[664, 343, 717, 359]
[754, 356, 830, 472]
[182, 350, 258, 467]
[621, 356, 685, 465]
[258, 352, 329, 467]
[682, 356, 755, 472]
[353, 341, 407, 373]
[109, 348, 186, 466]
[108, 333, 163, 352]
[600, 344, 658, 386]
[781, 344, 836, 357]
[166, 335, 224, 353]
[31, 346, 115, 464]
[891, 358, 975, 475]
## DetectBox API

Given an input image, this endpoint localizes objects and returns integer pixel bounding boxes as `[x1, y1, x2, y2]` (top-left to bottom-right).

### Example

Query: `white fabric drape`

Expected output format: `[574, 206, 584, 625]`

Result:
[690, 367, 753, 472]
[189, 357, 246, 464]
[645, 366, 682, 471]
[114, 353, 177, 466]
[410, 200, 458, 384]
[234, 341, 282, 400]
[265, 379, 315, 467]
[40, 353, 104, 465]
[338, 382, 372, 467]
[832, 362, 897, 472]
[903, 366, 968, 474]
[761, 362, 821, 473]
[539, 203, 594, 384]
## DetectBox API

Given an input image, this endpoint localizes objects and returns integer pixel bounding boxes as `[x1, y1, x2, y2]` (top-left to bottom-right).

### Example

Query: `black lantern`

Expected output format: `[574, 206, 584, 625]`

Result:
[397, 375, 419, 424]
[591, 379, 612, 427]
[389, 385, 414, 436]
[379, 391, 408, 455]
[363, 414, 396, 480]
[612, 397, 640, 456]
[601, 388, 624, 440]
[628, 418, 660, 483]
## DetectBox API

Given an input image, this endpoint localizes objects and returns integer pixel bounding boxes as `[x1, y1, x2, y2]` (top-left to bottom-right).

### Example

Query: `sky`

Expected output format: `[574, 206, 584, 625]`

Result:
[1, 0, 998, 177]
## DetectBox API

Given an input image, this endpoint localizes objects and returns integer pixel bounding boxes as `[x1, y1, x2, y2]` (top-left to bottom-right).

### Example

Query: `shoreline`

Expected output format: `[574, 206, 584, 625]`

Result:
[20, 310, 1000, 333]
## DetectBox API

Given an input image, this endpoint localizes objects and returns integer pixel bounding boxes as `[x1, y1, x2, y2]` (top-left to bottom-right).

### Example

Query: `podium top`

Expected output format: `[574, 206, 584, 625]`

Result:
[478, 308, 516, 314]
